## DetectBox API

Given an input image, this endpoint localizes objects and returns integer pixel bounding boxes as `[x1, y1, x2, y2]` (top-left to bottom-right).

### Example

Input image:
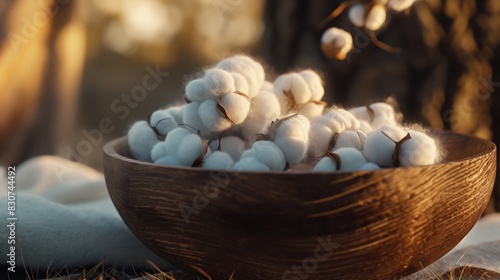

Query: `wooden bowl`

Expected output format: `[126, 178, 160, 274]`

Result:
[103, 130, 496, 280]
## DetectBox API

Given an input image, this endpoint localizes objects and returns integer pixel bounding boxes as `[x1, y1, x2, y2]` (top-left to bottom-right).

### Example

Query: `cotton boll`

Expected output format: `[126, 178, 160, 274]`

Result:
[363, 125, 407, 167]
[309, 122, 334, 158]
[399, 130, 439, 167]
[232, 55, 265, 87]
[299, 69, 324, 101]
[372, 117, 397, 129]
[358, 162, 381, 171]
[127, 121, 159, 162]
[298, 101, 325, 120]
[388, 0, 415, 12]
[220, 92, 251, 124]
[198, 99, 232, 132]
[151, 142, 168, 162]
[359, 121, 373, 134]
[313, 157, 338, 172]
[216, 56, 260, 98]
[245, 141, 286, 171]
[164, 127, 192, 154]
[209, 136, 247, 161]
[182, 102, 208, 133]
[331, 131, 364, 151]
[274, 73, 312, 108]
[321, 108, 361, 132]
[335, 147, 367, 171]
[365, 4, 387, 31]
[155, 155, 182, 167]
[185, 79, 209, 102]
[203, 151, 234, 170]
[176, 133, 205, 166]
[203, 68, 235, 98]
[234, 157, 270, 171]
[273, 115, 310, 164]
[349, 4, 366, 28]
[230, 72, 250, 97]
[165, 105, 184, 124]
[321, 27, 353, 61]
[148, 110, 177, 136]
[261, 81, 274, 92]
[240, 89, 281, 141]
[371, 102, 397, 119]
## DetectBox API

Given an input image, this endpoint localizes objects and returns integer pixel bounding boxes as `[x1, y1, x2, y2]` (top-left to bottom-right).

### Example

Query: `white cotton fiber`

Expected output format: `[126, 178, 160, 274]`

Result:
[198, 99, 232, 132]
[209, 136, 247, 161]
[149, 110, 177, 136]
[363, 125, 407, 167]
[182, 102, 208, 133]
[313, 157, 338, 172]
[204, 68, 235, 97]
[273, 114, 310, 164]
[298, 101, 325, 120]
[164, 127, 192, 154]
[234, 157, 270, 171]
[220, 92, 251, 124]
[388, 0, 415, 12]
[321, 27, 353, 60]
[202, 151, 234, 170]
[358, 162, 381, 171]
[176, 133, 204, 166]
[365, 4, 387, 31]
[348, 4, 366, 28]
[320, 108, 361, 132]
[359, 120, 373, 134]
[216, 56, 262, 98]
[165, 105, 184, 124]
[127, 121, 159, 162]
[185, 79, 209, 102]
[334, 147, 367, 171]
[240, 89, 281, 141]
[235, 55, 266, 86]
[151, 142, 168, 162]
[399, 130, 439, 167]
[155, 155, 182, 167]
[299, 69, 324, 101]
[331, 130, 365, 151]
[231, 72, 250, 97]
[274, 73, 312, 109]
[261, 81, 274, 92]
[309, 122, 334, 158]
[244, 141, 286, 171]
[349, 102, 399, 130]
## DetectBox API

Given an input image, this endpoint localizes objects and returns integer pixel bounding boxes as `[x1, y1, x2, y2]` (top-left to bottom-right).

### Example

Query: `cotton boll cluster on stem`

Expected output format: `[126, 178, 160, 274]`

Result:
[127, 54, 442, 172]
[321, 27, 353, 60]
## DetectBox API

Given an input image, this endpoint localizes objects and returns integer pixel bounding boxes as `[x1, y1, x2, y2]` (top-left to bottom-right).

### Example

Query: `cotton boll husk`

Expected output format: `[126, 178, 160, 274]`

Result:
[399, 130, 439, 167]
[151, 142, 168, 162]
[149, 110, 177, 136]
[127, 121, 159, 162]
[240, 90, 281, 141]
[349, 4, 366, 27]
[274, 73, 312, 106]
[203, 68, 235, 98]
[202, 151, 234, 170]
[358, 162, 381, 171]
[273, 115, 310, 164]
[331, 131, 364, 151]
[198, 99, 232, 132]
[209, 136, 247, 161]
[164, 127, 192, 154]
[216, 57, 260, 98]
[365, 4, 387, 31]
[335, 147, 367, 171]
[230, 72, 250, 97]
[321, 27, 353, 60]
[182, 102, 208, 133]
[220, 92, 251, 124]
[298, 102, 325, 120]
[246, 141, 286, 171]
[312, 157, 337, 172]
[309, 123, 334, 158]
[176, 133, 204, 166]
[299, 69, 324, 101]
[155, 155, 182, 167]
[234, 157, 270, 171]
[185, 79, 209, 102]
[363, 125, 407, 167]
[388, 0, 415, 12]
[165, 105, 184, 124]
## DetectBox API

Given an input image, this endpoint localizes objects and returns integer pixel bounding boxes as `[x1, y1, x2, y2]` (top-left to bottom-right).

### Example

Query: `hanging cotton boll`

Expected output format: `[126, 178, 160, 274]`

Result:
[271, 114, 310, 164]
[363, 125, 408, 167]
[330, 130, 365, 151]
[240, 89, 281, 141]
[365, 4, 387, 32]
[358, 162, 381, 171]
[203, 68, 235, 98]
[312, 157, 338, 172]
[243, 140, 286, 171]
[234, 157, 270, 172]
[399, 130, 440, 167]
[198, 99, 232, 132]
[185, 79, 209, 102]
[334, 147, 367, 171]
[148, 110, 177, 137]
[273, 73, 312, 113]
[348, 4, 366, 28]
[388, 0, 415, 12]
[219, 92, 251, 124]
[299, 69, 325, 101]
[127, 121, 159, 162]
[230, 72, 250, 97]
[298, 101, 326, 120]
[151, 141, 168, 162]
[209, 136, 247, 161]
[182, 102, 209, 134]
[261, 81, 274, 92]
[176, 133, 208, 167]
[164, 105, 184, 124]
[202, 151, 234, 170]
[321, 27, 353, 61]
[155, 155, 182, 167]
[216, 56, 261, 98]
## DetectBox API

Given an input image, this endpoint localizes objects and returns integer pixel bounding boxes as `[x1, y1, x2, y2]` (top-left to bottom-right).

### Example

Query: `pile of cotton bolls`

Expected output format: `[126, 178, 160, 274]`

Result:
[127, 54, 442, 172]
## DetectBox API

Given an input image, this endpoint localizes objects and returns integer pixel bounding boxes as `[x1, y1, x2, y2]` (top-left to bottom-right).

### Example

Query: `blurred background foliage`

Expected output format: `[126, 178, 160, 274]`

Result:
[0, 0, 499, 210]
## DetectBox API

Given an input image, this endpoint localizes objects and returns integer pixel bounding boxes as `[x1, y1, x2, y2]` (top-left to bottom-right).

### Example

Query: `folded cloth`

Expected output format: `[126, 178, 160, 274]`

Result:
[0, 156, 170, 272]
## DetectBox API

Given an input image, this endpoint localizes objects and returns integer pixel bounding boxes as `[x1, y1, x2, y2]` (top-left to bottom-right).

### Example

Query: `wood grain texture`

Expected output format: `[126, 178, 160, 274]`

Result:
[103, 129, 496, 280]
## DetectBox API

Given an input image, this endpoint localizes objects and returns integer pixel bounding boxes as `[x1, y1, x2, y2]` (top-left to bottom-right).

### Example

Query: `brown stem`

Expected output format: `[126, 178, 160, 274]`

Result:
[369, 31, 401, 53]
